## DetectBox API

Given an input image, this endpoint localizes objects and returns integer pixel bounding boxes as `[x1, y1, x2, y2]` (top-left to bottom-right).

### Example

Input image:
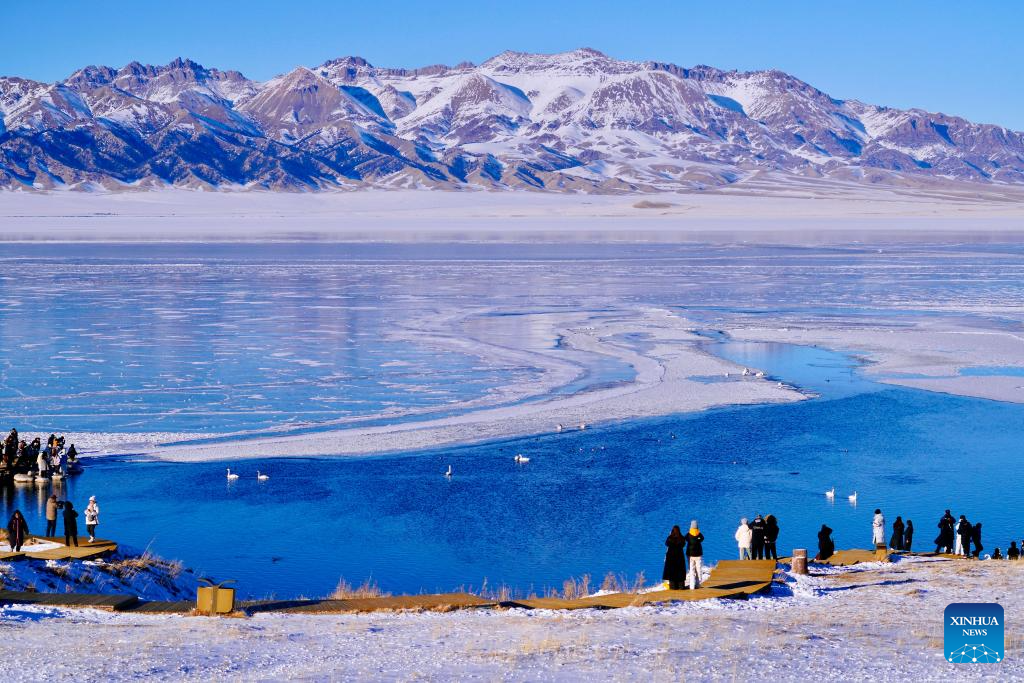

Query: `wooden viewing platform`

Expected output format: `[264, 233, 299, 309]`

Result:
[0, 536, 118, 562]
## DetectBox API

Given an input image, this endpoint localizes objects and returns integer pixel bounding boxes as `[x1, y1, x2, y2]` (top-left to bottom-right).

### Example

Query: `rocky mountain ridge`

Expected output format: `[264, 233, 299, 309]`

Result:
[2, 48, 1022, 191]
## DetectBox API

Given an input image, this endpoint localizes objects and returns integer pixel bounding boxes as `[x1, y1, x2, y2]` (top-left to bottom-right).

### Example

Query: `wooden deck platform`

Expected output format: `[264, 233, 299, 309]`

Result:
[0, 537, 117, 562]
[506, 559, 778, 610]
[243, 592, 494, 615]
[0, 589, 138, 611]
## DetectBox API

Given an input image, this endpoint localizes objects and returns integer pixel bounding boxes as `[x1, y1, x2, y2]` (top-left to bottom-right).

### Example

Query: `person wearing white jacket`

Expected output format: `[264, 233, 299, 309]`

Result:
[85, 496, 100, 543]
[735, 518, 753, 560]
[872, 509, 886, 546]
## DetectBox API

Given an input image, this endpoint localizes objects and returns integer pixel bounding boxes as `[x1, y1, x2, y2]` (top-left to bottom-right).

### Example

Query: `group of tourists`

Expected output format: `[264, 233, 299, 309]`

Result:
[4, 495, 100, 551]
[1, 428, 79, 477]
[870, 509, 915, 551]
[733, 514, 780, 560]
[664, 504, 1020, 579]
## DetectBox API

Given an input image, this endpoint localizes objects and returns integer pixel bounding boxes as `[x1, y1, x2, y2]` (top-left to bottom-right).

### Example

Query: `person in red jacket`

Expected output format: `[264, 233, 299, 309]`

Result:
[6, 510, 29, 552]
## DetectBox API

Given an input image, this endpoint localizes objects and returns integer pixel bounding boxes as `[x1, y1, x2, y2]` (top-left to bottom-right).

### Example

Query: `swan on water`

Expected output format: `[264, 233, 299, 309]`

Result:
[444, 465, 452, 478]
[848, 491, 858, 503]
[755, 371, 766, 378]
[514, 454, 530, 463]
[579, 422, 587, 430]
[257, 471, 269, 481]
[825, 487, 835, 499]
[555, 424, 564, 432]
[226, 468, 239, 480]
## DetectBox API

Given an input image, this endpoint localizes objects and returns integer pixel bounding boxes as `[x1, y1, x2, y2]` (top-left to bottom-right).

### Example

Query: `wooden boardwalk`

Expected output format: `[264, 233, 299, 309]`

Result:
[506, 559, 778, 610]
[0, 560, 779, 616]
[0, 537, 117, 562]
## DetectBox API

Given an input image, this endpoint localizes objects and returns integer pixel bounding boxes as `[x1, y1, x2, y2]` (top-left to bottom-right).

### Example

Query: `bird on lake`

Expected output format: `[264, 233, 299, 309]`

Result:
[257, 471, 269, 481]
[825, 487, 835, 499]
[444, 465, 452, 478]
[514, 454, 530, 463]
[226, 468, 239, 481]
[555, 424, 564, 432]
[579, 422, 587, 430]
[848, 491, 858, 503]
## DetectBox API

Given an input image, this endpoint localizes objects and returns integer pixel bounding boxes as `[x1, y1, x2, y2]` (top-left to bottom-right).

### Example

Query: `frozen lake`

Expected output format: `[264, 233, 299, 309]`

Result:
[2, 242, 1023, 598]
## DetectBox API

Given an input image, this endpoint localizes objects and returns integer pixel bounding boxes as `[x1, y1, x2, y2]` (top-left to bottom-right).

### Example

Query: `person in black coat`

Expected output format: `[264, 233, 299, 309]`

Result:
[935, 510, 955, 553]
[750, 514, 767, 560]
[6, 510, 29, 552]
[662, 525, 687, 590]
[904, 520, 914, 551]
[816, 524, 835, 561]
[1008, 541, 1020, 560]
[957, 516, 972, 557]
[890, 516, 905, 551]
[971, 522, 983, 558]
[63, 501, 79, 547]
[764, 515, 780, 560]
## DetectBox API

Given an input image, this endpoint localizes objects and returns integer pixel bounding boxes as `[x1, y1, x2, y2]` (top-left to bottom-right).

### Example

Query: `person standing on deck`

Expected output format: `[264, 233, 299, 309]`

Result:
[764, 514, 780, 560]
[662, 525, 687, 590]
[58, 445, 68, 477]
[36, 446, 48, 477]
[936, 511, 955, 553]
[45, 494, 60, 537]
[734, 518, 752, 560]
[816, 524, 835, 561]
[684, 520, 705, 590]
[63, 501, 79, 547]
[958, 516, 973, 557]
[6, 510, 29, 552]
[954, 517, 964, 555]
[890, 516, 905, 551]
[904, 520, 914, 551]
[85, 496, 100, 543]
[872, 509, 886, 547]
[750, 514, 767, 560]
[971, 522, 983, 558]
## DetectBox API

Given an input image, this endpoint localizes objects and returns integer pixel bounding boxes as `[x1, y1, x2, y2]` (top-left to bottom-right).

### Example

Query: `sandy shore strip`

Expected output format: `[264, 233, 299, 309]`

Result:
[725, 321, 1024, 403]
[143, 308, 802, 461]
[1, 557, 1018, 680]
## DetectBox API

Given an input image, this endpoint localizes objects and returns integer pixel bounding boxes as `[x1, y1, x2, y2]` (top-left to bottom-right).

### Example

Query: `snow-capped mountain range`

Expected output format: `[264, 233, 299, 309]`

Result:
[2, 48, 1023, 192]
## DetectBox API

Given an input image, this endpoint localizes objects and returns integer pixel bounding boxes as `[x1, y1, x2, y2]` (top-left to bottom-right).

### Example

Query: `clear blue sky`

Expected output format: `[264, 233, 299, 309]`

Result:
[4, 1, 1022, 129]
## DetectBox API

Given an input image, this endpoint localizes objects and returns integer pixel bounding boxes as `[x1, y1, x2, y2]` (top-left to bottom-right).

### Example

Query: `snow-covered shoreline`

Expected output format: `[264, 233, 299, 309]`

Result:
[3, 182, 1024, 243]
[1, 556, 1018, 680]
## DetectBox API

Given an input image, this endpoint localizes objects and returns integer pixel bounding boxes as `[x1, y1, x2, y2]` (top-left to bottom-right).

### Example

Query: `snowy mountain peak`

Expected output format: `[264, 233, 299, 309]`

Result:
[2, 50, 1023, 191]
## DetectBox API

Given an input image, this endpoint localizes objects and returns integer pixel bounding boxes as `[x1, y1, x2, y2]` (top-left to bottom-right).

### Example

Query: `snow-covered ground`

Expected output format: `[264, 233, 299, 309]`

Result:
[0, 548, 199, 601]
[2, 181, 1023, 242]
[0, 557, 1018, 680]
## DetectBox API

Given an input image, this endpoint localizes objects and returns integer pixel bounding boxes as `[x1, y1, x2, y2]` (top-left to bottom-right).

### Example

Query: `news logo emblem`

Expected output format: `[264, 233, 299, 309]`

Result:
[945, 603, 1004, 663]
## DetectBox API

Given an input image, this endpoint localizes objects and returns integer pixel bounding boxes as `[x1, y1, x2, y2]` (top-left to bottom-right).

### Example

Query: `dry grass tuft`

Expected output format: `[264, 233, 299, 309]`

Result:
[330, 577, 389, 599]
[599, 570, 647, 594]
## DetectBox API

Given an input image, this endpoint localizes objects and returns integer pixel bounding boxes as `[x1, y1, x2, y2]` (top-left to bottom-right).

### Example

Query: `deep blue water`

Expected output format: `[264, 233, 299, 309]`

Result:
[6, 342, 1022, 599]
[2, 242, 1024, 599]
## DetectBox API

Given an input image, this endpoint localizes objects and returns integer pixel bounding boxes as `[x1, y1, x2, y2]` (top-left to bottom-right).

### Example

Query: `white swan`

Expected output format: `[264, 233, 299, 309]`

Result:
[444, 465, 452, 478]
[755, 371, 766, 378]
[825, 487, 835, 499]
[226, 468, 239, 481]
[514, 454, 530, 464]
[257, 471, 269, 481]
[579, 422, 587, 430]
[555, 424, 564, 432]
[848, 491, 858, 503]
